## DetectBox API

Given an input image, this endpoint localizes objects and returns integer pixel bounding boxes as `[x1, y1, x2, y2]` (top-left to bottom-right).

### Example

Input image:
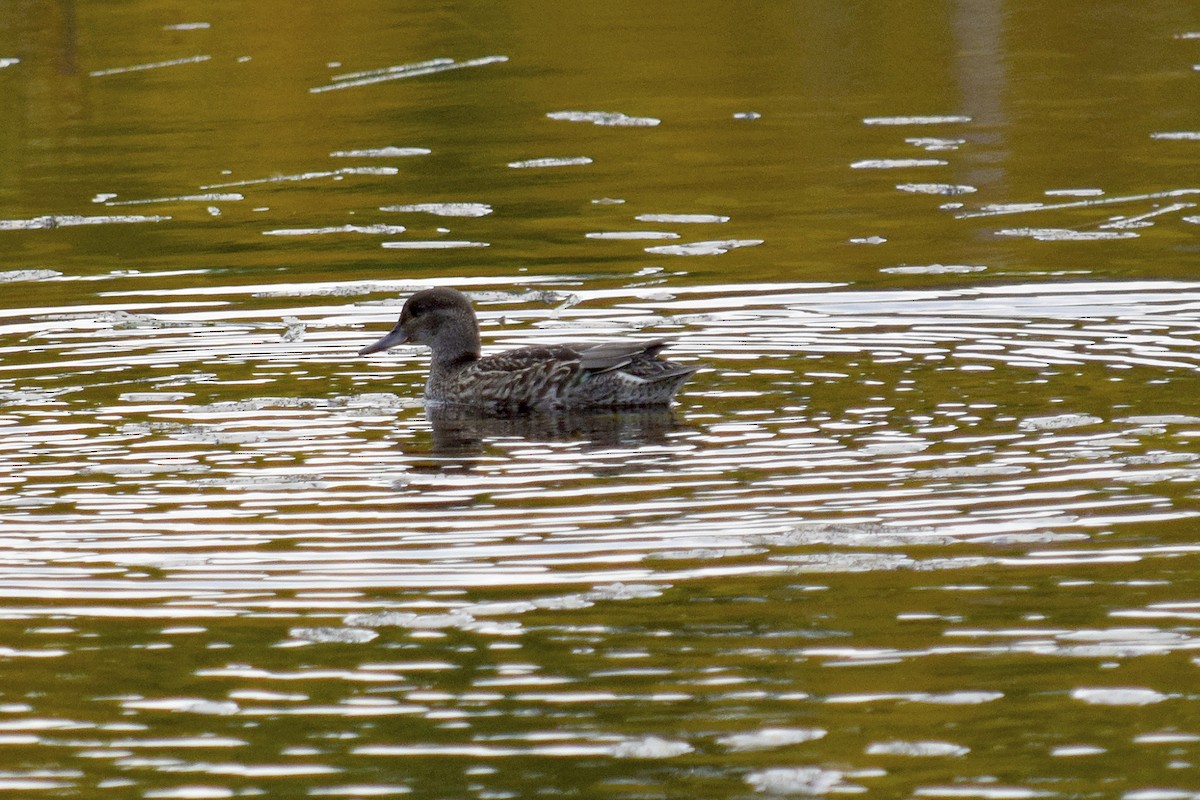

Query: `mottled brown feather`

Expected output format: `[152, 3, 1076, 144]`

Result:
[359, 288, 698, 413]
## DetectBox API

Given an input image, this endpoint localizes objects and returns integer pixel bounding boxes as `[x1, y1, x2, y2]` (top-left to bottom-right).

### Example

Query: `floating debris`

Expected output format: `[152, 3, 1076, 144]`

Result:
[733, 111, 762, 120]
[635, 213, 729, 224]
[381, 240, 489, 249]
[849, 235, 887, 244]
[0, 58, 19, 69]
[311, 55, 508, 93]
[201, 166, 397, 189]
[330, 147, 432, 158]
[89, 54, 211, 77]
[0, 214, 171, 230]
[105, 192, 244, 206]
[163, 22, 210, 30]
[851, 158, 948, 169]
[863, 115, 972, 125]
[591, 197, 625, 205]
[645, 239, 763, 256]
[546, 110, 660, 127]
[1045, 188, 1105, 197]
[896, 182, 977, 195]
[507, 156, 593, 169]
[263, 224, 408, 236]
[996, 228, 1140, 241]
[380, 203, 493, 217]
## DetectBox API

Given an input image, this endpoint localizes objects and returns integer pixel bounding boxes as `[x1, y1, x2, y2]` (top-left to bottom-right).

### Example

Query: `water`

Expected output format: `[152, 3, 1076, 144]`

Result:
[2, 1, 1200, 796]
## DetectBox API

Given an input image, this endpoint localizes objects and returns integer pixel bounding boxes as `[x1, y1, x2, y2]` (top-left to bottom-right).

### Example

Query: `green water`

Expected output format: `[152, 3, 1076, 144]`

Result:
[1, 1, 1200, 797]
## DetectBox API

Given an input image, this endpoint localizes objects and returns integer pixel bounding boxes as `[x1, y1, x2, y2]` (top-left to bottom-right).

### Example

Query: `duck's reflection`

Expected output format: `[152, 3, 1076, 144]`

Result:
[410, 405, 685, 461]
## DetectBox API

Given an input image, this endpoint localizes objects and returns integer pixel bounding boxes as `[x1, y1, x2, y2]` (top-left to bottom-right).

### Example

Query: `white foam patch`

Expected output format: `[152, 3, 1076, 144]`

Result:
[263, 224, 407, 236]
[718, 727, 827, 752]
[105, 193, 244, 206]
[866, 740, 969, 757]
[547, 110, 660, 127]
[289, 627, 379, 644]
[331, 147, 431, 157]
[0, 269, 61, 281]
[585, 231, 680, 240]
[1019, 414, 1103, 431]
[645, 239, 763, 256]
[635, 213, 729, 224]
[1151, 132, 1200, 141]
[381, 240, 489, 249]
[880, 264, 986, 275]
[996, 228, 1139, 241]
[851, 159, 948, 169]
[380, 203, 492, 217]
[896, 183, 977, 195]
[507, 157, 593, 169]
[0, 214, 171, 230]
[610, 736, 693, 758]
[1071, 687, 1168, 706]
[746, 767, 861, 795]
[863, 115, 972, 125]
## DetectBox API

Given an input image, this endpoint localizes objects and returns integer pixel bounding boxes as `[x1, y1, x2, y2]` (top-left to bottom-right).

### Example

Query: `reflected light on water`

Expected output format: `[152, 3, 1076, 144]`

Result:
[2, 0, 1200, 796]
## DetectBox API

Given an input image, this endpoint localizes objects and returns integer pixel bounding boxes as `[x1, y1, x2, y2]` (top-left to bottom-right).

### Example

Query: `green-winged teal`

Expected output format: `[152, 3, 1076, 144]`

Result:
[358, 287, 697, 413]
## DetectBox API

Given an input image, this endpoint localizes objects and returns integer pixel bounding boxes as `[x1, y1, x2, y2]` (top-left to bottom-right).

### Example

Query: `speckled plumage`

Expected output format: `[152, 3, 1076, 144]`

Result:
[358, 287, 698, 413]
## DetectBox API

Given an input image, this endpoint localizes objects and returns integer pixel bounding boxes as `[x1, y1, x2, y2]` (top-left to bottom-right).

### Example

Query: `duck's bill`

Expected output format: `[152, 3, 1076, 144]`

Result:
[358, 322, 409, 356]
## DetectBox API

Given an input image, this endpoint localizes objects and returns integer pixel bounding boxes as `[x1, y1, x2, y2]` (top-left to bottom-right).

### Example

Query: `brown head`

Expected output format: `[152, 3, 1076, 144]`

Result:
[358, 287, 482, 368]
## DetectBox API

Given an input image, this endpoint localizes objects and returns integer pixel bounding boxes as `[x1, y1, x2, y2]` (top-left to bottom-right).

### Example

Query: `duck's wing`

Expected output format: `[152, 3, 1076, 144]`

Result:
[451, 346, 583, 412]
[575, 338, 675, 373]
[469, 346, 580, 374]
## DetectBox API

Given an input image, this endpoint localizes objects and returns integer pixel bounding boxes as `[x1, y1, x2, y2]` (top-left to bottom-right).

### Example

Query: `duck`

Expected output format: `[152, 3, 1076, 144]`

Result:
[358, 287, 698, 413]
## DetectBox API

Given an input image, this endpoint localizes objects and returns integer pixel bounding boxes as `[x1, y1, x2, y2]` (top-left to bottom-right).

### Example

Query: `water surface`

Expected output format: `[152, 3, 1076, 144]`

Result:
[2, 1, 1200, 797]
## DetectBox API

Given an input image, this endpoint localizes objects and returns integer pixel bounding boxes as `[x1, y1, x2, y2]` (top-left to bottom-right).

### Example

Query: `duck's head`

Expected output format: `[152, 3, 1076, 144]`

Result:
[358, 287, 482, 365]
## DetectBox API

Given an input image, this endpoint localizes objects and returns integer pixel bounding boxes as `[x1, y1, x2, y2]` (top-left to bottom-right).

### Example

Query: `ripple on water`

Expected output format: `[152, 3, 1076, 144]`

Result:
[2, 281, 1200, 625]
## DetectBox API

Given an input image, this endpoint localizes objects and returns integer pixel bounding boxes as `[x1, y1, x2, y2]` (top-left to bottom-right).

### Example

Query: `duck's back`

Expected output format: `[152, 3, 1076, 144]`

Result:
[427, 339, 696, 412]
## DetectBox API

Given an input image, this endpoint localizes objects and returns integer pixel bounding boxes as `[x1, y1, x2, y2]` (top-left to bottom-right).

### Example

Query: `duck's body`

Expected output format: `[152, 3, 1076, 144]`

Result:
[358, 287, 697, 413]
